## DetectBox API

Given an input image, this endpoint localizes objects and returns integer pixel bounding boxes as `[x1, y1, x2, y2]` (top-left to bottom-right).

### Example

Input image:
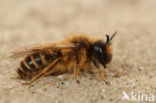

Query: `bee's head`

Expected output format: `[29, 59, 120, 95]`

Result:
[91, 32, 117, 68]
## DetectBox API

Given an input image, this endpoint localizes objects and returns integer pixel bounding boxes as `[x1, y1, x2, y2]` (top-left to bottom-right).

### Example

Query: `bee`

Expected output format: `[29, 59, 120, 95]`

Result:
[10, 32, 117, 85]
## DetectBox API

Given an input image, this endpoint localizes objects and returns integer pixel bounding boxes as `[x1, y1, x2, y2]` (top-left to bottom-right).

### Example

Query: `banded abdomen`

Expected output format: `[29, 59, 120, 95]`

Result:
[17, 51, 61, 79]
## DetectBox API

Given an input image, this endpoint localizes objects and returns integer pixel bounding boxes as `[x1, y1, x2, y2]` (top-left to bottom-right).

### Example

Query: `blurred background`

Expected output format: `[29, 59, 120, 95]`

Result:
[0, 0, 156, 103]
[0, 0, 155, 43]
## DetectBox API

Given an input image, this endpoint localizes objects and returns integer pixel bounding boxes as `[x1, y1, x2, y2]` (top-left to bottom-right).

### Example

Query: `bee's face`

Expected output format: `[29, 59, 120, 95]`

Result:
[92, 41, 112, 68]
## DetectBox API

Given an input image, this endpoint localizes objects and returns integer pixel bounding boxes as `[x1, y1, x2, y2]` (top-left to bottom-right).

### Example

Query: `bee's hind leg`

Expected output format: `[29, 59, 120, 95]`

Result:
[22, 73, 45, 85]
[22, 58, 60, 85]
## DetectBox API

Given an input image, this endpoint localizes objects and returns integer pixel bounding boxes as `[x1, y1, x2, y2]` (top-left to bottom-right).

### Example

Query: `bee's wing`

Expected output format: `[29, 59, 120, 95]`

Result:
[10, 42, 76, 58]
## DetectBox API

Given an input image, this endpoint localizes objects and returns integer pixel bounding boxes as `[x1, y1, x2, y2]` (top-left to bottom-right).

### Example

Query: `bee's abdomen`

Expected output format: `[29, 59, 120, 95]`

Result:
[17, 51, 61, 79]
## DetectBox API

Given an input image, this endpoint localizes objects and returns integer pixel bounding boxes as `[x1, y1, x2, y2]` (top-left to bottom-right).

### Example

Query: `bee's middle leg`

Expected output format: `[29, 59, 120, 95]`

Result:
[73, 55, 80, 83]
[74, 63, 80, 83]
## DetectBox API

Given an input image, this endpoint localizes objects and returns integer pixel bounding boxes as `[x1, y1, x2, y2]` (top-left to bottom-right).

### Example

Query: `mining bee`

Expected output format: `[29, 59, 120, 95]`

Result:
[10, 32, 117, 85]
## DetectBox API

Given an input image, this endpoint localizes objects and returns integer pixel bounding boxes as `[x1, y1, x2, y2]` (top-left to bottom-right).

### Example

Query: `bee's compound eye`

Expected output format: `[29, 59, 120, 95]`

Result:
[93, 46, 103, 54]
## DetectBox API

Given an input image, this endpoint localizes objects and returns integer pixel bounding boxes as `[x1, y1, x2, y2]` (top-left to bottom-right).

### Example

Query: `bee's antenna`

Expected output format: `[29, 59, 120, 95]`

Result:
[105, 35, 110, 44]
[109, 30, 117, 41]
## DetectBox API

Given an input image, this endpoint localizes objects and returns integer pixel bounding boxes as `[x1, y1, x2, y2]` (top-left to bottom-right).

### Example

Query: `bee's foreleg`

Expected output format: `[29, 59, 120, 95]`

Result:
[97, 69, 110, 85]
[92, 60, 110, 85]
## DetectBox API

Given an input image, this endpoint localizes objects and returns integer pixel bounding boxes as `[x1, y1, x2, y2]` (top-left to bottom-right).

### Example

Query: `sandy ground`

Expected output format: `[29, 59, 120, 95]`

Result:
[0, 0, 156, 103]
